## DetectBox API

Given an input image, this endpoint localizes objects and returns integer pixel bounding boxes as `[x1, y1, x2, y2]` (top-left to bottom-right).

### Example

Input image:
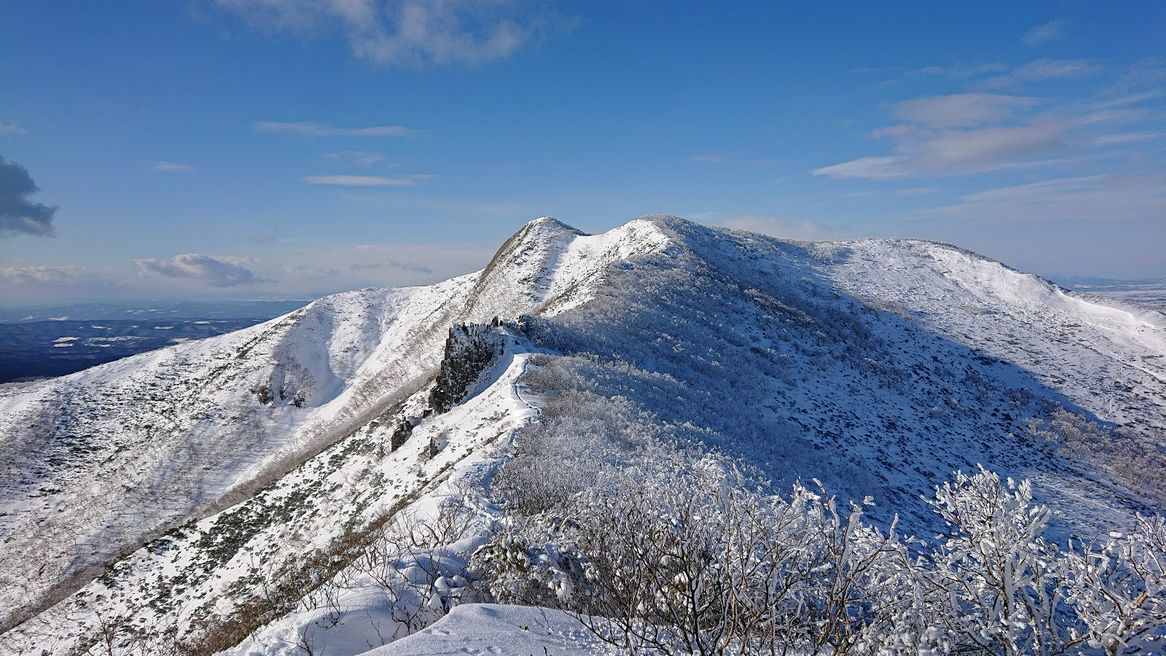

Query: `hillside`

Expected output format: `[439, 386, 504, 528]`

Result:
[0, 216, 1163, 655]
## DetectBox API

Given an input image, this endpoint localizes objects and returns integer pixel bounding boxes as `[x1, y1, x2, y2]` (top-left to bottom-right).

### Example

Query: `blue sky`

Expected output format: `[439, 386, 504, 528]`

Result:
[1, 1, 1163, 304]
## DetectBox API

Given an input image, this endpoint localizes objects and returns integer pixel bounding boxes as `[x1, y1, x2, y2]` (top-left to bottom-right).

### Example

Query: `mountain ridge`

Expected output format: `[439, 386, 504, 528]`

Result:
[1, 215, 1163, 654]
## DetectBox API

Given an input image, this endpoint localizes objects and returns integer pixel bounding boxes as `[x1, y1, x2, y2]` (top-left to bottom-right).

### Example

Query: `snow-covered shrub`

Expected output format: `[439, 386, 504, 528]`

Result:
[906, 467, 1166, 655]
[481, 447, 919, 655]
[916, 467, 1070, 655]
[341, 502, 476, 639]
[479, 454, 1166, 655]
[491, 354, 690, 515]
[1060, 513, 1166, 655]
[1029, 408, 1166, 506]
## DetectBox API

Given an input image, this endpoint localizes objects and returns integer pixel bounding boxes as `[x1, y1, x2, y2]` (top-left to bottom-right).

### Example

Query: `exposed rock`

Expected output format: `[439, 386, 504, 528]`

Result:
[427, 323, 506, 415]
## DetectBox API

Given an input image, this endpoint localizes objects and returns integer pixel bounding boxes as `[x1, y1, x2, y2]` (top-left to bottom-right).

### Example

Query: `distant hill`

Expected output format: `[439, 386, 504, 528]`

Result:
[0, 301, 312, 382]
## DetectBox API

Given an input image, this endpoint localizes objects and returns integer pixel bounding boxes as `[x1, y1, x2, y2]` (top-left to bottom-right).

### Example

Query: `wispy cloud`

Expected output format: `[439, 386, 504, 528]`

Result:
[814, 157, 909, 180]
[814, 119, 1067, 179]
[896, 186, 940, 197]
[1104, 58, 1166, 96]
[812, 66, 1164, 181]
[980, 58, 1102, 88]
[217, 0, 575, 68]
[844, 186, 942, 199]
[1091, 131, 1165, 146]
[0, 265, 91, 285]
[134, 253, 270, 287]
[910, 62, 1010, 78]
[281, 241, 497, 287]
[248, 223, 281, 245]
[301, 174, 432, 187]
[151, 160, 196, 174]
[714, 215, 850, 241]
[892, 93, 1039, 128]
[0, 155, 57, 237]
[689, 154, 726, 163]
[324, 150, 392, 166]
[919, 174, 1166, 223]
[253, 121, 415, 138]
[1022, 19, 1066, 46]
[0, 120, 26, 136]
[849, 65, 905, 76]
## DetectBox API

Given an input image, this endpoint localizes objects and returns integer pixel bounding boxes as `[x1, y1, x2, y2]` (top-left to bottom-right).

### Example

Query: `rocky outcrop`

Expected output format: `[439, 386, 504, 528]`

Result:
[427, 322, 507, 415]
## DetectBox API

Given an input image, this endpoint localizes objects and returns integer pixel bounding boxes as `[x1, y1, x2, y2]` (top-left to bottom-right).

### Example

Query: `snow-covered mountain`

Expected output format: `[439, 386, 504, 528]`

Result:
[1, 216, 1162, 655]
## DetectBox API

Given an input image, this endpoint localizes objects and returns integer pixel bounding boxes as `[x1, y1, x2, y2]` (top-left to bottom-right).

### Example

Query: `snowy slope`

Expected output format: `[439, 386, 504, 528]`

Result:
[821, 238, 1165, 433]
[0, 218, 675, 650]
[487, 219, 1164, 534]
[0, 279, 472, 631]
[1, 216, 1163, 655]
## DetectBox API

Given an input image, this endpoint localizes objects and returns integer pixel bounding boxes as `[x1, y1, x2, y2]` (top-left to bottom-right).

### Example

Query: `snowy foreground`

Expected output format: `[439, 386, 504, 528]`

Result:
[0, 216, 1163, 654]
[373, 604, 616, 655]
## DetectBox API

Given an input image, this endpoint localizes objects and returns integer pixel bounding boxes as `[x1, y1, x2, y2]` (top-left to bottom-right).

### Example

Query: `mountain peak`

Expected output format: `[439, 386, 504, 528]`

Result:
[519, 216, 586, 238]
[525, 215, 580, 230]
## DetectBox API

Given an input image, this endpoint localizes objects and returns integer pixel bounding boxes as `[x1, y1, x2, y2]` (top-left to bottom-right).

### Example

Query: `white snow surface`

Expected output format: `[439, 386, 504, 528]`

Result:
[367, 604, 616, 656]
[0, 216, 1163, 655]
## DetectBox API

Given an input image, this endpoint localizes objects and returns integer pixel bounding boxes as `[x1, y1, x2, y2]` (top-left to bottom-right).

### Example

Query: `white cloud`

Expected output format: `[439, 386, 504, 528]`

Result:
[134, 254, 269, 287]
[301, 174, 432, 186]
[0, 265, 92, 285]
[892, 94, 1039, 128]
[218, 0, 573, 68]
[253, 121, 415, 138]
[689, 154, 726, 163]
[814, 156, 909, 180]
[151, 160, 196, 174]
[0, 120, 26, 136]
[1022, 19, 1066, 46]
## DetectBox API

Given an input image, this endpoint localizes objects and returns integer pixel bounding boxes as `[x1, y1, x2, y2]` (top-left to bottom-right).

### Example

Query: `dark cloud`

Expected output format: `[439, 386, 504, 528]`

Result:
[134, 253, 270, 287]
[0, 155, 57, 237]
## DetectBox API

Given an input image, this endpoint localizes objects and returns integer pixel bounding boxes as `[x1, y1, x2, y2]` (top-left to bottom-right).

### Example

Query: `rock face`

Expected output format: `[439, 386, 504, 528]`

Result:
[427, 323, 507, 415]
[388, 322, 509, 452]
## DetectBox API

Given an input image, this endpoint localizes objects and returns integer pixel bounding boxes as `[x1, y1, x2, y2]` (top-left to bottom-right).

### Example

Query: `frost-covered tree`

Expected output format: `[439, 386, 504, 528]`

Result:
[914, 467, 1166, 655]
[476, 453, 1166, 655]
